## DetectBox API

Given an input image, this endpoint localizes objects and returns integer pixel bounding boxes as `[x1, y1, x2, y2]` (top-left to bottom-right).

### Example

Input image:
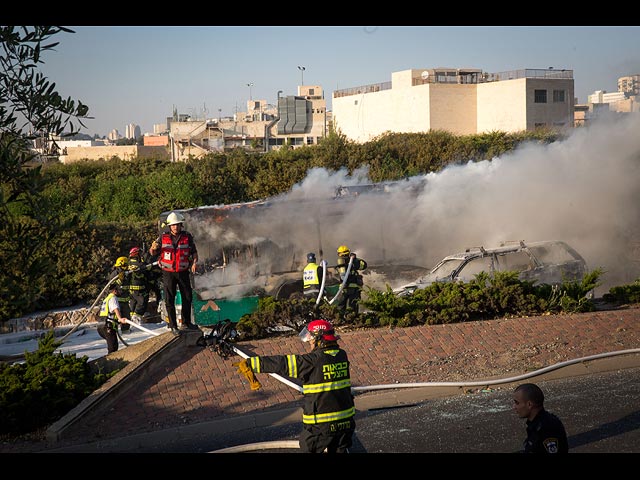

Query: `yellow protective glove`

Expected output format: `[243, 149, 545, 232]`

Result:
[232, 358, 262, 391]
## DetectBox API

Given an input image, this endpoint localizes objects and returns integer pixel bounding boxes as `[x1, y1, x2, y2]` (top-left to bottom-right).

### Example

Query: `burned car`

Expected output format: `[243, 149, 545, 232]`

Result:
[395, 240, 588, 296]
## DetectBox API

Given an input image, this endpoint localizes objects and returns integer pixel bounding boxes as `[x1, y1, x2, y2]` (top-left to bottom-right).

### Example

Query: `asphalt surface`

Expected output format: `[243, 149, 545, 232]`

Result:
[1, 305, 640, 455]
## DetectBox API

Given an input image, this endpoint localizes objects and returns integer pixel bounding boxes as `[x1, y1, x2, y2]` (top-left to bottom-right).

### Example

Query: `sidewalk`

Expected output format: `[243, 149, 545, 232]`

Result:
[2, 305, 640, 453]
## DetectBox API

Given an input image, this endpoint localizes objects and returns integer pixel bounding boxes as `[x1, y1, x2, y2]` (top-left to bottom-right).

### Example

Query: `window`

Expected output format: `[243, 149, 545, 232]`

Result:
[308, 88, 315, 96]
[495, 251, 533, 272]
[553, 90, 565, 103]
[457, 257, 493, 282]
[534, 90, 547, 103]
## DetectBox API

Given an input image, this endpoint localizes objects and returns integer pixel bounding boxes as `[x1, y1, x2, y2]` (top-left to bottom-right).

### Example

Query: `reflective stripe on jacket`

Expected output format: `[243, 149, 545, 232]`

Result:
[159, 232, 191, 272]
[100, 292, 117, 320]
[128, 257, 148, 290]
[249, 347, 354, 425]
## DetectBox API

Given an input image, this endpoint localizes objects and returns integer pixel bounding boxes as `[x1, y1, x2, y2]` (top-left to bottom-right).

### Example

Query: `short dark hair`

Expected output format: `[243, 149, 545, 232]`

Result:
[515, 383, 544, 407]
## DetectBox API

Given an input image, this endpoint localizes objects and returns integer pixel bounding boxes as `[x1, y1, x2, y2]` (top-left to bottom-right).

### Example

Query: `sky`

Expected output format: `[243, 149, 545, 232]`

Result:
[35, 25, 640, 138]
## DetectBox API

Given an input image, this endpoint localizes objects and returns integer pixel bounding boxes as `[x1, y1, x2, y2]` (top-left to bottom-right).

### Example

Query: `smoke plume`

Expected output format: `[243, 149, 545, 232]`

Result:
[192, 113, 640, 298]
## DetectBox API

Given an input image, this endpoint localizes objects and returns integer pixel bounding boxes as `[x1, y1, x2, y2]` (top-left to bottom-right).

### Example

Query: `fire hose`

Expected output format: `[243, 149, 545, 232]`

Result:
[315, 260, 328, 306]
[328, 255, 354, 305]
[60, 262, 159, 344]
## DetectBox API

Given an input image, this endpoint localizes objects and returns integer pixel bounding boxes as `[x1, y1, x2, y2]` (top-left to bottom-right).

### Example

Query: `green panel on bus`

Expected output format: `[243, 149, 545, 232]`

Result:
[192, 296, 260, 326]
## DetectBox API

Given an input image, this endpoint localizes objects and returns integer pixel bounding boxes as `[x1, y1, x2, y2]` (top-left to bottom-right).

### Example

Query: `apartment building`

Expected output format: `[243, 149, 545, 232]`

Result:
[168, 85, 328, 161]
[332, 68, 575, 143]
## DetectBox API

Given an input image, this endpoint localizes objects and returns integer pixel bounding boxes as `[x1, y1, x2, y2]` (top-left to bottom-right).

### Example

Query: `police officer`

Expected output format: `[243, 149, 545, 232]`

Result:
[513, 383, 569, 453]
[235, 319, 355, 453]
[302, 252, 324, 300]
[335, 245, 367, 315]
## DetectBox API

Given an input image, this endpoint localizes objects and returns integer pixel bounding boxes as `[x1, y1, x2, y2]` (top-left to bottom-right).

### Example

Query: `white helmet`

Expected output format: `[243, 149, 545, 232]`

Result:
[166, 211, 185, 226]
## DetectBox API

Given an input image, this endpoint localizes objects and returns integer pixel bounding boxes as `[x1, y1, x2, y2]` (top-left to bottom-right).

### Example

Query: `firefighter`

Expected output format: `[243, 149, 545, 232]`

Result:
[97, 283, 129, 354]
[109, 256, 132, 332]
[335, 245, 367, 315]
[149, 211, 199, 335]
[302, 252, 324, 300]
[127, 246, 149, 324]
[233, 319, 355, 453]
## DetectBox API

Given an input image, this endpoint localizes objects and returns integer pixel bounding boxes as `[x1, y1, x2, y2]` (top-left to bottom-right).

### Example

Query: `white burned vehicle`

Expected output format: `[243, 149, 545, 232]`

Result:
[394, 240, 588, 297]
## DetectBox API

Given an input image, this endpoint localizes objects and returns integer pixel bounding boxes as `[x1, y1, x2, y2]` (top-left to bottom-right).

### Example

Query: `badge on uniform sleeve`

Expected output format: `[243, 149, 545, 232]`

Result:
[543, 438, 559, 453]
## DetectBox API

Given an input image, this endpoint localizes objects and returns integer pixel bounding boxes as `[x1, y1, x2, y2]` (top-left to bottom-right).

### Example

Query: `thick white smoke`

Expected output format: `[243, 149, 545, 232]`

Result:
[193, 113, 640, 298]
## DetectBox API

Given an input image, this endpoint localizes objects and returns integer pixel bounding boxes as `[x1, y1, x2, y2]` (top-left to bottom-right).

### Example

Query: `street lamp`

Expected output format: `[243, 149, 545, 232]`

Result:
[218, 108, 221, 122]
[246, 83, 254, 101]
[297, 66, 305, 86]
[277, 90, 283, 118]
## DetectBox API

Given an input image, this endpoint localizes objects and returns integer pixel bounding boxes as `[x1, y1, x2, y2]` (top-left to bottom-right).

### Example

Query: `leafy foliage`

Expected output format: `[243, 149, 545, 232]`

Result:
[0, 27, 90, 321]
[602, 276, 640, 304]
[0, 331, 108, 435]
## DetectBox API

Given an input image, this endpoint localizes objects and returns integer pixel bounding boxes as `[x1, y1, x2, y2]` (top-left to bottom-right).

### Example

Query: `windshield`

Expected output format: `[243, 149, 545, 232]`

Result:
[417, 259, 464, 284]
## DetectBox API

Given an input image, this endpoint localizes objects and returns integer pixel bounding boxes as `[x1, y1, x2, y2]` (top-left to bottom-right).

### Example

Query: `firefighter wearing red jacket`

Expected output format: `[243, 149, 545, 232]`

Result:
[149, 211, 199, 336]
[234, 319, 356, 453]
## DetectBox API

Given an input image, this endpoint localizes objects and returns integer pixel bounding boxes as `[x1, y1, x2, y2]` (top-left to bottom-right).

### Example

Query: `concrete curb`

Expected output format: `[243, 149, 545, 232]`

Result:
[46, 330, 183, 442]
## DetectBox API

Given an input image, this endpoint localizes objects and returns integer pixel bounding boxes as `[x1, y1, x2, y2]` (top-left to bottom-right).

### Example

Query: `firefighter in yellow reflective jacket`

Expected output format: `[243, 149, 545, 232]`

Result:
[302, 252, 324, 300]
[234, 319, 355, 453]
[97, 284, 129, 354]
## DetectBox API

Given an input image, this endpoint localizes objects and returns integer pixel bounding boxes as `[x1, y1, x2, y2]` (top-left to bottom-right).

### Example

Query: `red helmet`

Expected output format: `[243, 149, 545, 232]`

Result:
[129, 247, 141, 257]
[299, 319, 337, 342]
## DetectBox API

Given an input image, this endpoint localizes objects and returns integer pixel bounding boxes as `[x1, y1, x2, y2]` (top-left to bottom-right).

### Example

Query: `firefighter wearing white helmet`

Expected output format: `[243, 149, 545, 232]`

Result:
[149, 211, 199, 336]
[165, 211, 185, 226]
[234, 318, 356, 453]
[335, 245, 367, 315]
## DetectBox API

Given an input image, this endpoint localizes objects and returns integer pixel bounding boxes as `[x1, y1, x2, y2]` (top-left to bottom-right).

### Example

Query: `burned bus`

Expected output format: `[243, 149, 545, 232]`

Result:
[157, 180, 430, 325]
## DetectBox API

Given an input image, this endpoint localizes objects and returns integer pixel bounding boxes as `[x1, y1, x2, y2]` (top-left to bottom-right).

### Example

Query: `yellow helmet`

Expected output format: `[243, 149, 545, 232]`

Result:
[114, 256, 128, 268]
[337, 245, 350, 257]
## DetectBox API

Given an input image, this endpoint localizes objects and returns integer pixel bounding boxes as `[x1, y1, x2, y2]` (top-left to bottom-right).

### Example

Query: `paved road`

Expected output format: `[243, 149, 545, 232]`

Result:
[110, 363, 640, 454]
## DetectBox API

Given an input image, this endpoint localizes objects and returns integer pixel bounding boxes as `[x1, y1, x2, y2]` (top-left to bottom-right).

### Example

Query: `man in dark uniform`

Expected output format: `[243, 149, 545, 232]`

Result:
[513, 383, 569, 453]
[234, 319, 356, 453]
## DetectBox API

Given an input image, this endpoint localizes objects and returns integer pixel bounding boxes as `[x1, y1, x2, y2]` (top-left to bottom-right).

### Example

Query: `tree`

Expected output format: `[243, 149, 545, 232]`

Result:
[0, 26, 90, 321]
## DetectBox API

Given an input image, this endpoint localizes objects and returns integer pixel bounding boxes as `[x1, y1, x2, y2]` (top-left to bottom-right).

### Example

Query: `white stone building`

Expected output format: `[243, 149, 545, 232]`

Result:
[332, 67, 575, 143]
